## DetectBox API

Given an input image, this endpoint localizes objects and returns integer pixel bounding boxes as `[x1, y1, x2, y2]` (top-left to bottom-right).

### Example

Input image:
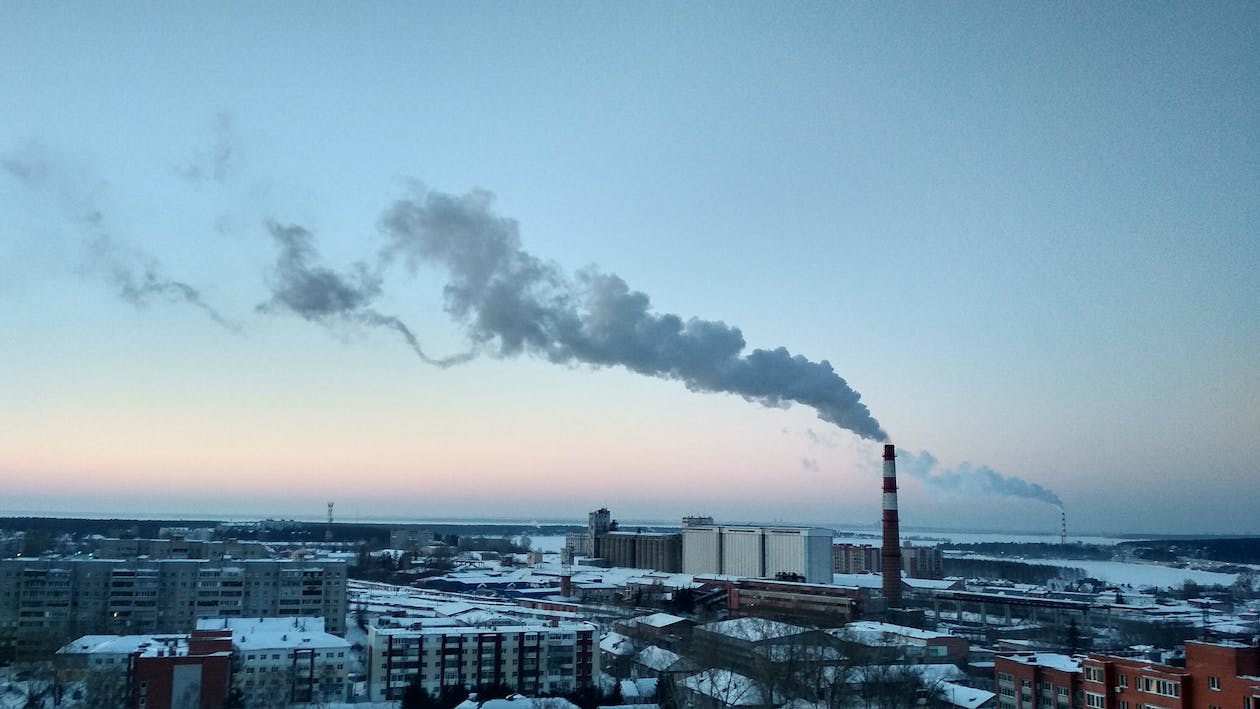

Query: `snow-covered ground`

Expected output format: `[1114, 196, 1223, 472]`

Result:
[955, 554, 1237, 589]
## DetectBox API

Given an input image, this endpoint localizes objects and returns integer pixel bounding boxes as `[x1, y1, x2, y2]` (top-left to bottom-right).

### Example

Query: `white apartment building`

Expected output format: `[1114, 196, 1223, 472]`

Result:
[198, 616, 352, 706]
[681, 524, 833, 583]
[366, 622, 599, 702]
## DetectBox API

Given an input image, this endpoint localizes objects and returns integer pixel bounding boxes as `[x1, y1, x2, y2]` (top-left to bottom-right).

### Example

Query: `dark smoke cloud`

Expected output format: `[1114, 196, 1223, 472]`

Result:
[2, 145, 238, 330]
[259, 221, 472, 367]
[896, 448, 1063, 508]
[377, 186, 888, 441]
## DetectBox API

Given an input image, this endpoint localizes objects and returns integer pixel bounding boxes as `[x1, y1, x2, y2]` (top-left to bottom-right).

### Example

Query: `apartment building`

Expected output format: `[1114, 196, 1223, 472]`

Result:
[833, 542, 944, 579]
[94, 536, 272, 561]
[366, 622, 599, 702]
[1080, 641, 1260, 709]
[199, 616, 352, 706]
[0, 558, 347, 659]
[997, 641, 1260, 709]
[994, 653, 1082, 709]
[56, 629, 234, 709]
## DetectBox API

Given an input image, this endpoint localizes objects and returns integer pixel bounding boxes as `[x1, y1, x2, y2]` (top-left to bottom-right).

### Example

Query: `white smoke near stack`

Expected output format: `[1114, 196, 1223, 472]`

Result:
[894, 448, 1063, 508]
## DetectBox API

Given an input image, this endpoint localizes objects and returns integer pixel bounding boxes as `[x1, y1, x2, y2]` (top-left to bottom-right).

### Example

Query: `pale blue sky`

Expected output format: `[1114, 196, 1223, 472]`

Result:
[1, 3, 1256, 534]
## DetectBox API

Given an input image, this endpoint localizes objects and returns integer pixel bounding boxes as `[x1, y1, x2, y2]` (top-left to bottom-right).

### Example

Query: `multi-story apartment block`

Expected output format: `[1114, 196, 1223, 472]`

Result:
[1080, 641, 1260, 709]
[833, 542, 944, 579]
[199, 617, 351, 706]
[997, 642, 1260, 709]
[366, 622, 599, 702]
[994, 652, 1082, 709]
[57, 629, 234, 709]
[94, 536, 272, 561]
[0, 558, 346, 659]
[390, 528, 434, 552]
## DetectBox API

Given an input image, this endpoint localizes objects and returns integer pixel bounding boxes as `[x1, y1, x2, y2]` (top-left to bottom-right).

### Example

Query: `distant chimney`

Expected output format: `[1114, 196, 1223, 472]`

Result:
[882, 444, 903, 609]
[560, 574, 572, 598]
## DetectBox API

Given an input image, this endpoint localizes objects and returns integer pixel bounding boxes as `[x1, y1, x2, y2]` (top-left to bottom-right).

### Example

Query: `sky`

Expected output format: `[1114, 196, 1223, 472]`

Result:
[1, 3, 1256, 535]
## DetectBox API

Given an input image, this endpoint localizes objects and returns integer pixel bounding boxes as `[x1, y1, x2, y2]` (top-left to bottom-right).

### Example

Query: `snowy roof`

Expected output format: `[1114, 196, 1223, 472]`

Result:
[700, 617, 809, 642]
[1000, 653, 1082, 673]
[454, 697, 581, 709]
[940, 681, 996, 709]
[619, 678, 659, 699]
[58, 634, 190, 657]
[906, 578, 961, 590]
[633, 612, 690, 628]
[838, 621, 955, 643]
[374, 621, 593, 638]
[600, 631, 635, 656]
[635, 645, 682, 671]
[679, 670, 765, 706]
[832, 573, 885, 589]
[196, 617, 349, 651]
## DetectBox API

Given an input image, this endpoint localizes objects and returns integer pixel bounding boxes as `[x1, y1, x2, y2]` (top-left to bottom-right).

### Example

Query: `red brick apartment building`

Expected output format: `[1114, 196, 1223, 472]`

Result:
[996, 642, 1260, 709]
[132, 630, 233, 709]
[995, 652, 1082, 709]
[1082, 642, 1260, 709]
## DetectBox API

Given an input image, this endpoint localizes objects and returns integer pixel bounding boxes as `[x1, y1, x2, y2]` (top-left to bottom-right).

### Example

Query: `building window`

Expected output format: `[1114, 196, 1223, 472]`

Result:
[1086, 692, 1106, 709]
[1085, 667, 1104, 683]
[1137, 678, 1180, 698]
[1118, 674, 1128, 688]
[1210, 677, 1221, 691]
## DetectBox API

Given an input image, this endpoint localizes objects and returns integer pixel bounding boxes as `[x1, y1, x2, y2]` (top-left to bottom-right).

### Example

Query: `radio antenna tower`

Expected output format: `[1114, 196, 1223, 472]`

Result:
[326, 501, 335, 542]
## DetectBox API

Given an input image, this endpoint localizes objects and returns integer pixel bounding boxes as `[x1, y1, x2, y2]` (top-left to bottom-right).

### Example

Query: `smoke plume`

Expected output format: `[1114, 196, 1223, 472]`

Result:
[176, 112, 238, 183]
[377, 186, 887, 441]
[259, 221, 472, 367]
[896, 448, 1063, 507]
[2, 145, 237, 330]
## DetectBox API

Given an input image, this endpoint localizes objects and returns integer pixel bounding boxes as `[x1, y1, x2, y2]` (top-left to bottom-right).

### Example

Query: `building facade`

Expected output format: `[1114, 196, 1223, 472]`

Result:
[0, 558, 347, 660]
[994, 652, 1083, 709]
[682, 525, 833, 583]
[366, 622, 599, 702]
[833, 542, 944, 579]
[1080, 641, 1260, 709]
[94, 536, 273, 561]
[997, 642, 1260, 709]
[600, 532, 683, 572]
[57, 629, 233, 709]
[200, 616, 351, 706]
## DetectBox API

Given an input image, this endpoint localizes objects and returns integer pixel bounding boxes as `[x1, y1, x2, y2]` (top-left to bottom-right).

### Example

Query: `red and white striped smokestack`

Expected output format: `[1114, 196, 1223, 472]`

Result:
[881, 443, 903, 609]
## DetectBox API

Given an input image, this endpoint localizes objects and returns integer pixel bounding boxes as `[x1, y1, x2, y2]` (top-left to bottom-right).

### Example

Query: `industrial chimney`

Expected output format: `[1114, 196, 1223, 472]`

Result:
[881, 444, 903, 609]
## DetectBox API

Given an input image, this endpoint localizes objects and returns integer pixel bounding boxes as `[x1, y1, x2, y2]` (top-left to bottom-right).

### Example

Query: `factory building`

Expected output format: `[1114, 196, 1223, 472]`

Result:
[600, 531, 682, 572]
[366, 621, 598, 702]
[681, 524, 833, 584]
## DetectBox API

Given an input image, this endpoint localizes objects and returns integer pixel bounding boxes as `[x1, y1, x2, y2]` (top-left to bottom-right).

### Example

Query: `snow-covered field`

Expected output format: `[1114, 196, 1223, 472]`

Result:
[956, 554, 1238, 589]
